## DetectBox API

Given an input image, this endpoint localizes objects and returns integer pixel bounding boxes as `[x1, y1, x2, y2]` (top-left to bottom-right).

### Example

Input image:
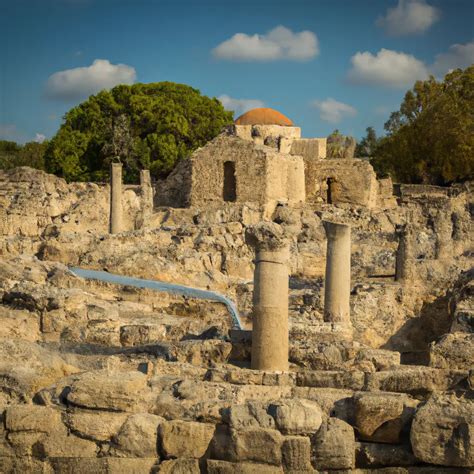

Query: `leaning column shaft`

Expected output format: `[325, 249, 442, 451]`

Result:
[109, 162, 123, 234]
[252, 246, 290, 371]
[323, 221, 351, 324]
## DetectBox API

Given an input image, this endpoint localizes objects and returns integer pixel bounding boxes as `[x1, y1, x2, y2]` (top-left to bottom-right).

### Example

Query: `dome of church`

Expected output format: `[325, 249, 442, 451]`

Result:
[234, 108, 294, 126]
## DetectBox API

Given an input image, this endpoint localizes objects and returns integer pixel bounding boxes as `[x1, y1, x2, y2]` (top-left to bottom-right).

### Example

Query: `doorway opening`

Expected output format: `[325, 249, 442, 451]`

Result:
[223, 161, 236, 202]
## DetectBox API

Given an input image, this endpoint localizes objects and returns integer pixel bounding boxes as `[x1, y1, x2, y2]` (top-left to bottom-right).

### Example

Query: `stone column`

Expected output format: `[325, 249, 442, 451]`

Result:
[109, 162, 123, 234]
[395, 225, 414, 282]
[246, 223, 290, 372]
[323, 221, 351, 325]
[140, 169, 154, 226]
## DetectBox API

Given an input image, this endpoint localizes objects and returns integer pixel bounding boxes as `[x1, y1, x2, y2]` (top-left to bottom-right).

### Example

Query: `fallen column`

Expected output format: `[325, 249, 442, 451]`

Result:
[323, 221, 351, 326]
[109, 162, 123, 234]
[246, 223, 290, 371]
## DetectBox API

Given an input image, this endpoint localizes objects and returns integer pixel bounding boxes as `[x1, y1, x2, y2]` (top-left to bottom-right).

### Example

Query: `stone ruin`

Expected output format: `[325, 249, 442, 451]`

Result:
[0, 108, 472, 473]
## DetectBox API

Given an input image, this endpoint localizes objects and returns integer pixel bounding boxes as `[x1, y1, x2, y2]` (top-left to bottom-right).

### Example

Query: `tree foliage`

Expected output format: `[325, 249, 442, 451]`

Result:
[355, 127, 379, 158]
[0, 140, 48, 171]
[371, 66, 474, 184]
[44, 82, 234, 182]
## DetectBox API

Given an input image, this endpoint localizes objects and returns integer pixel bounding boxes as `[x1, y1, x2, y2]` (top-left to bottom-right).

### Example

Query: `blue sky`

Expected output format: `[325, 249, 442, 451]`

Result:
[1, 0, 473, 143]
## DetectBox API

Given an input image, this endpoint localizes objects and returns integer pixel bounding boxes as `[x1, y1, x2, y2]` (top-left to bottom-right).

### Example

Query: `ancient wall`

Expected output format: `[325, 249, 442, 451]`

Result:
[289, 138, 327, 160]
[305, 158, 379, 207]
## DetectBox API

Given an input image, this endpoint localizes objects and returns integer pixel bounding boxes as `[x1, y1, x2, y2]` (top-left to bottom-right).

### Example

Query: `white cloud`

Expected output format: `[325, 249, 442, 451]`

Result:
[348, 48, 429, 88]
[212, 26, 319, 61]
[376, 0, 440, 36]
[218, 95, 264, 116]
[45, 59, 136, 101]
[431, 41, 474, 76]
[311, 98, 357, 124]
[35, 133, 46, 143]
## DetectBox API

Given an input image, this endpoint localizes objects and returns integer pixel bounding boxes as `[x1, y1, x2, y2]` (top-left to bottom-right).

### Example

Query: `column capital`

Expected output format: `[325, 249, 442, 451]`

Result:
[245, 222, 290, 253]
[322, 220, 351, 240]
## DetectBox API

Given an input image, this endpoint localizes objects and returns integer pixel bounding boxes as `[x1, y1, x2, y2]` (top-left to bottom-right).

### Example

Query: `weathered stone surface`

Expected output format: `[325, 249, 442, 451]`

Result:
[206, 459, 284, 473]
[5, 405, 62, 433]
[355, 393, 404, 439]
[65, 410, 128, 442]
[159, 420, 215, 459]
[158, 458, 200, 473]
[225, 401, 275, 430]
[429, 333, 474, 370]
[355, 348, 401, 370]
[281, 435, 313, 471]
[410, 394, 474, 467]
[366, 367, 467, 396]
[311, 418, 355, 470]
[112, 413, 164, 457]
[356, 442, 417, 468]
[231, 428, 283, 465]
[66, 370, 149, 412]
[268, 399, 323, 435]
[296, 370, 365, 390]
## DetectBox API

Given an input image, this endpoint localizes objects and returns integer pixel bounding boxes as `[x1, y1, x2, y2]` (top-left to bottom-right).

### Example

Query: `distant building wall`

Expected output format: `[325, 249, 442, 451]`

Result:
[305, 159, 378, 208]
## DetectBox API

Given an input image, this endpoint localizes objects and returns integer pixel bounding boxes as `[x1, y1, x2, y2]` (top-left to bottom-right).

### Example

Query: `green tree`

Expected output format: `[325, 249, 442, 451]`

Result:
[44, 82, 234, 182]
[355, 126, 378, 157]
[0, 140, 47, 171]
[371, 66, 474, 184]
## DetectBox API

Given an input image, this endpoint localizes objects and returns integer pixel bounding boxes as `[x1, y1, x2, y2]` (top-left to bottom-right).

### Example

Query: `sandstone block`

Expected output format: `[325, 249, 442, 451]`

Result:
[66, 370, 149, 412]
[410, 394, 474, 467]
[232, 428, 283, 465]
[296, 370, 365, 390]
[112, 413, 164, 457]
[225, 401, 275, 430]
[65, 410, 128, 442]
[429, 333, 474, 370]
[268, 399, 323, 435]
[311, 418, 355, 470]
[5, 405, 63, 433]
[281, 435, 313, 471]
[206, 459, 284, 473]
[159, 420, 215, 459]
[354, 393, 404, 439]
[355, 348, 401, 370]
[366, 367, 467, 396]
[158, 459, 200, 473]
[356, 441, 417, 468]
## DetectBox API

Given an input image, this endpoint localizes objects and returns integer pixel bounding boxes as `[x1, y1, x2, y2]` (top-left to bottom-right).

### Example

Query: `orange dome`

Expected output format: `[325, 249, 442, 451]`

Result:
[235, 108, 294, 126]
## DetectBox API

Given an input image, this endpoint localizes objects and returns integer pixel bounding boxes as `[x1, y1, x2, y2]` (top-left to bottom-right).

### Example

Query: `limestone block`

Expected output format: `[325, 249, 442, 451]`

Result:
[231, 428, 283, 465]
[0, 456, 49, 474]
[107, 458, 159, 473]
[157, 459, 200, 473]
[206, 460, 284, 473]
[112, 413, 164, 457]
[296, 370, 365, 390]
[429, 333, 474, 370]
[64, 410, 128, 442]
[410, 394, 474, 467]
[268, 399, 323, 435]
[356, 442, 417, 468]
[290, 138, 327, 160]
[354, 393, 405, 442]
[281, 436, 313, 471]
[354, 348, 401, 371]
[41, 431, 98, 458]
[66, 370, 149, 412]
[5, 405, 63, 433]
[311, 418, 355, 470]
[225, 401, 275, 430]
[366, 367, 468, 396]
[159, 420, 215, 459]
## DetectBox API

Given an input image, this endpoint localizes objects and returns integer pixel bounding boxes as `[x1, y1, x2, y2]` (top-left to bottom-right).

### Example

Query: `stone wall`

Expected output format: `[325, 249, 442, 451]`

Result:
[304, 158, 379, 207]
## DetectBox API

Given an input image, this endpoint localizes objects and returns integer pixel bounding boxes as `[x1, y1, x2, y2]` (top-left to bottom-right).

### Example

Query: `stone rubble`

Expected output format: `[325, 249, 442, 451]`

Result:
[0, 166, 472, 473]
